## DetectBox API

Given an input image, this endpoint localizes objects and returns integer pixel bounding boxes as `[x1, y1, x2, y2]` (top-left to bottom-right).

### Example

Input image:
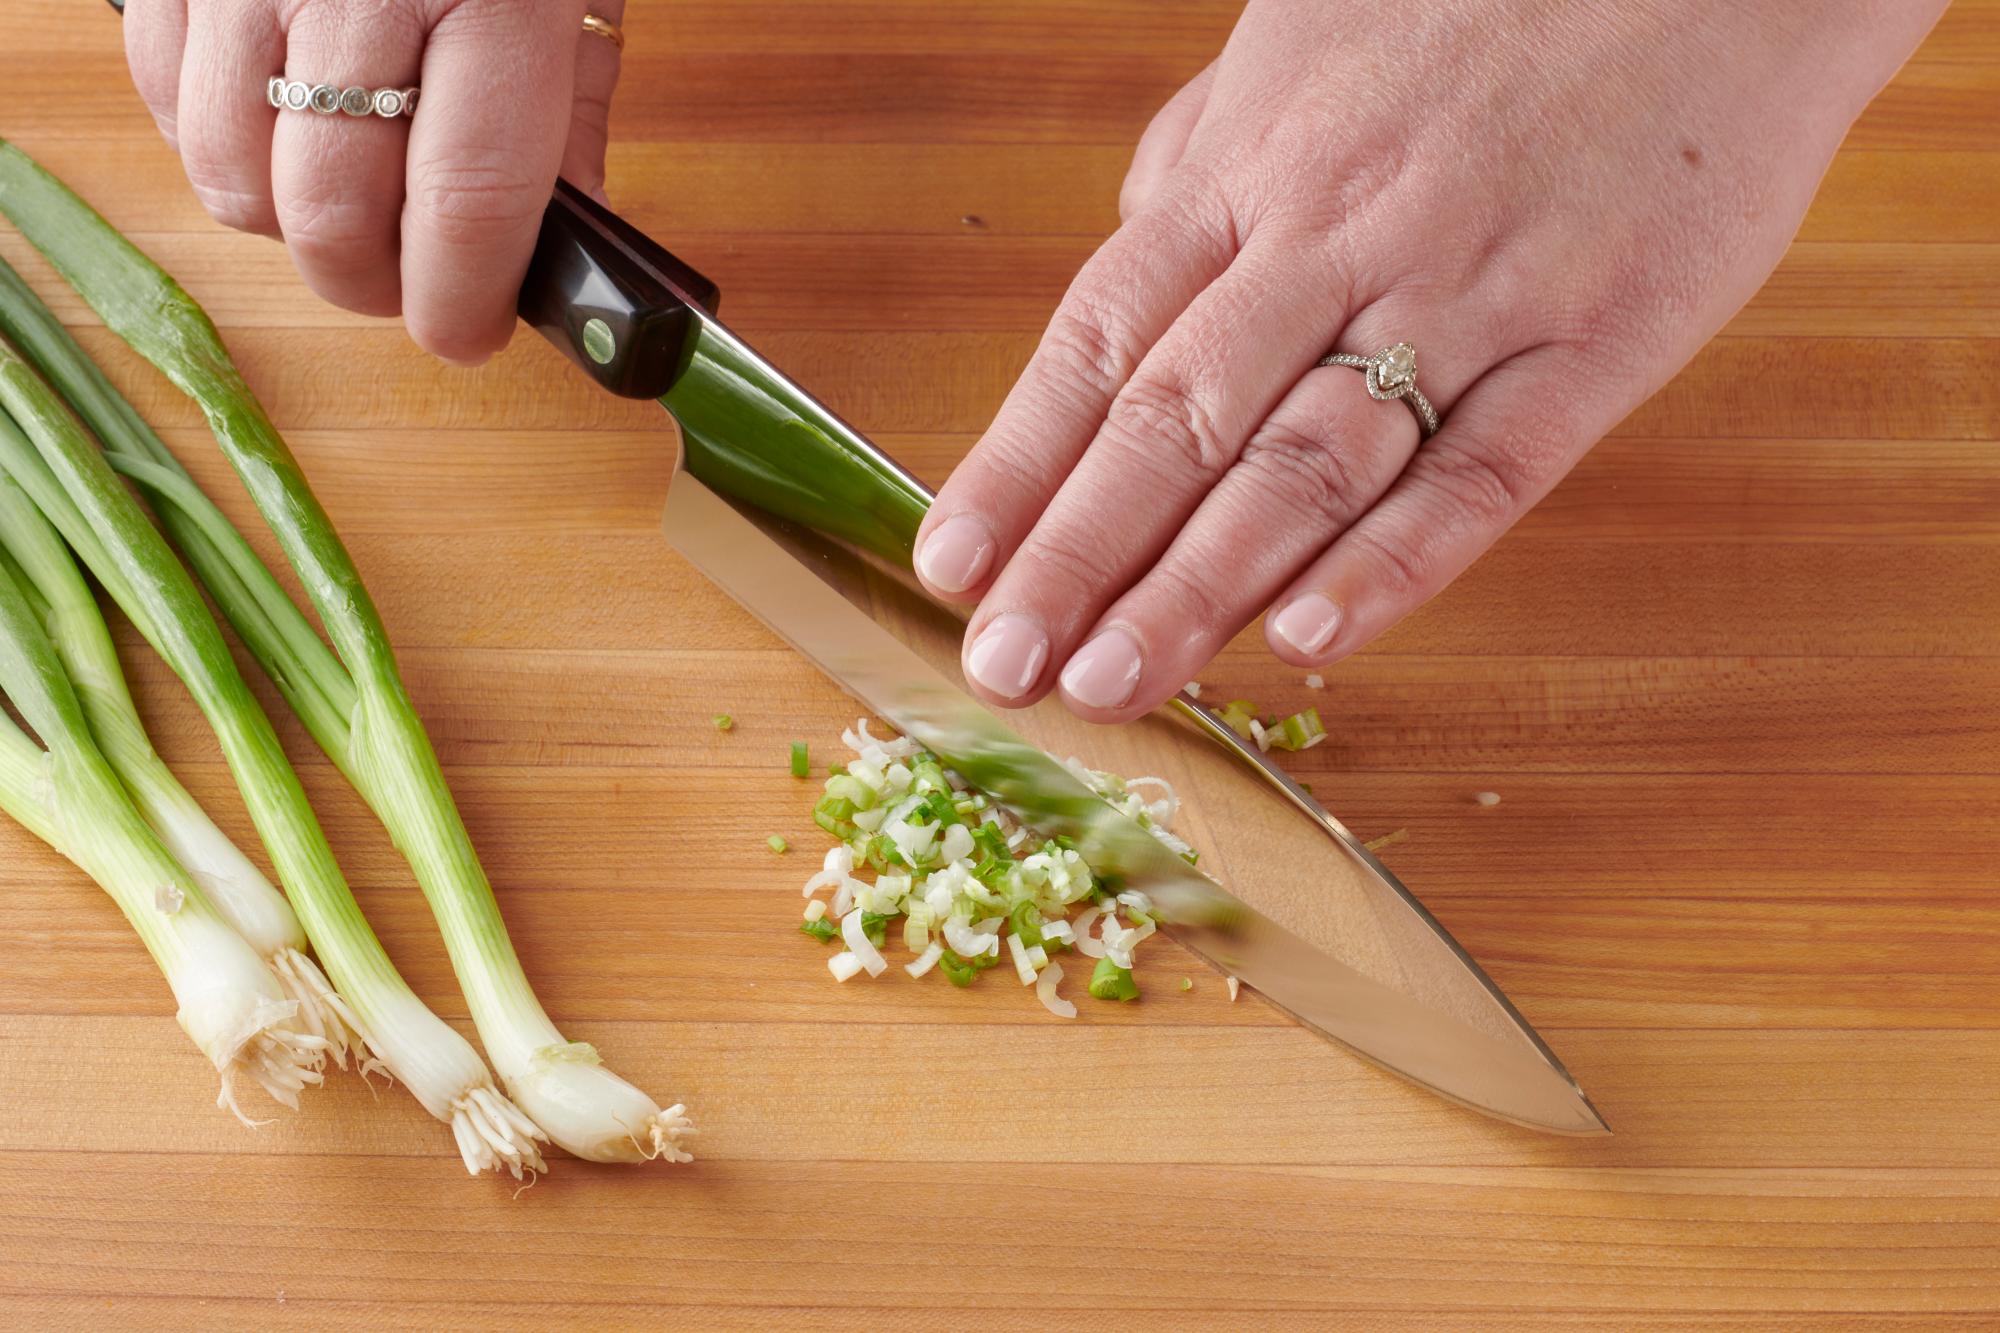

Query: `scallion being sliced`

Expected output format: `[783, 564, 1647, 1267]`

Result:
[0, 546, 327, 1119]
[0, 143, 689, 1165]
[0, 300, 544, 1179]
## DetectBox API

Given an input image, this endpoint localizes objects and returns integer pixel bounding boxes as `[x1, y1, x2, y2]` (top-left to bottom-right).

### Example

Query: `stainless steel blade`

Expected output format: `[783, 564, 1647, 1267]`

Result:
[659, 315, 1608, 1137]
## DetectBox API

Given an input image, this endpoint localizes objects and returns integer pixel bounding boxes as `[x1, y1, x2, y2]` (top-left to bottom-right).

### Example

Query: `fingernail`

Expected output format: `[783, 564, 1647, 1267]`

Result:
[917, 513, 996, 594]
[965, 614, 1049, 700]
[1272, 592, 1343, 656]
[1060, 628, 1144, 710]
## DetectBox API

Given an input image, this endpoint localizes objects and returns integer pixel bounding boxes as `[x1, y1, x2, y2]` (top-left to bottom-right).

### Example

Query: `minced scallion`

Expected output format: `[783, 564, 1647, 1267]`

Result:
[767, 834, 789, 854]
[1217, 699, 1258, 739]
[792, 718, 1198, 1013]
[790, 741, 809, 777]
[713, 714, 734, 732]
[1088, 957, 1140, 1002]
[1267, 707, 1327, 753]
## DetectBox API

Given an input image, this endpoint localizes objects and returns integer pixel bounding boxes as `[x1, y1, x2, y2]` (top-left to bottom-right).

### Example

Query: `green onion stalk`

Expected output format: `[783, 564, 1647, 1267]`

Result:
[0, 141, 690, 1164]
[0, 460, 366, 1063]
[0, 540, 329, 1120]
[0, 336, 546, 1179]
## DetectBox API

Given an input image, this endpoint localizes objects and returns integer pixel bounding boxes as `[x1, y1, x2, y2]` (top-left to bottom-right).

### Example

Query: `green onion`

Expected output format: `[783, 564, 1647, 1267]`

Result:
[824, 773, 877, 811]
[0, 153, 579, 1174]
[1008, 900, 1046, 949]
[767, 834, 789, 854]
[1267, 707, 1326, 753]
[800, 917, 839, 943]
[789, 741, 809, 777]
[937, 951, 980, 988]
[0, 465, 365, 1062]
[1180, 977, 1194, 992]
[713, 713, 734, 731]
[0, 145, 693, 1165]
[0, 336, 549, 1178]
[813, 795, 857, 837]
[859, 911, 891, 948]
[1088, 957, 1141, 1002]
[1217, 699, 1258, 739]
[0, 544, 329, 1118]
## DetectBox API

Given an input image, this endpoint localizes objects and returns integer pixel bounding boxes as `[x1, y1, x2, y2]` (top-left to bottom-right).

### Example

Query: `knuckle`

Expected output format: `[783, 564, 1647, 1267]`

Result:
[275, 185, 392, 265]
[407, 157, 545, 250]
[1414, 437, 1532, 526]
[1237, 414, 1368, 528]
[1349, 523, 1433, 599]
[186, 173, 272, 234]
[1009, 524, 1114, 618]
[1038, 299, 1139, 403]
[1103, 364, 1232, 477]
[1138, 558, 1236, 639]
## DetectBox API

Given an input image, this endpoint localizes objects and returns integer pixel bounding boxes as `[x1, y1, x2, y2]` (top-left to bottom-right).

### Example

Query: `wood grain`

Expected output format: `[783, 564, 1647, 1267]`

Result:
[2, 0, 1998, 1327]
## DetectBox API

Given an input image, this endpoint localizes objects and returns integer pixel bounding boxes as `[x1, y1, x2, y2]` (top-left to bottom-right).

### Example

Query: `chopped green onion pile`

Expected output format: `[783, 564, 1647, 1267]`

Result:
[1213, 696, 1326, 755]
[796, 718, 1197, 1015]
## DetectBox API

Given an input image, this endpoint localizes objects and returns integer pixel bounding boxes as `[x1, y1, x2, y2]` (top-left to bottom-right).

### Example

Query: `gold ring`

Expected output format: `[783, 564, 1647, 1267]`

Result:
[581, 14, 624, 50]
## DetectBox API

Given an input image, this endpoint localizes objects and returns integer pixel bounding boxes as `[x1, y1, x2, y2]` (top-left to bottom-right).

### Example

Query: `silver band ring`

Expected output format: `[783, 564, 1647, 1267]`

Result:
[267, 78, 419, 119]
[1318, 342, 1440, 439]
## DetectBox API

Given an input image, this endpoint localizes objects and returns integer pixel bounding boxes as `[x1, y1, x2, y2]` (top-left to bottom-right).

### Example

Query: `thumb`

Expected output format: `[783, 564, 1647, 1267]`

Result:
[563, 0, 624, 203]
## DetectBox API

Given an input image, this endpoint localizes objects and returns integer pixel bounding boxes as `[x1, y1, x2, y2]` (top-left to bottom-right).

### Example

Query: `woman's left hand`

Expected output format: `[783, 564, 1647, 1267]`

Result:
[912, 0, 1945, 719]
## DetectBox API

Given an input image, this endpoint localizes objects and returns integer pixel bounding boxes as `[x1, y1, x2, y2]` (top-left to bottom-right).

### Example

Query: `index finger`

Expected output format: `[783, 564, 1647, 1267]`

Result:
[400, 1, 585, 364]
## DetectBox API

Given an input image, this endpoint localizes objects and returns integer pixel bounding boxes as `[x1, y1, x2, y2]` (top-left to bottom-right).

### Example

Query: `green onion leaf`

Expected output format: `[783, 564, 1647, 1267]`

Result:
[767, 834, 789, 854]
[713, 713, 734, 732]
[789, 741, 809, 777]
[800, 917, 839, 943]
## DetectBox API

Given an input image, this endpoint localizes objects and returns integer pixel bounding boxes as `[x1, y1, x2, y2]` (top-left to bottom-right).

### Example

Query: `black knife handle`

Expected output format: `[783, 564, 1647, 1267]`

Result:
[518, 179, 721, 400]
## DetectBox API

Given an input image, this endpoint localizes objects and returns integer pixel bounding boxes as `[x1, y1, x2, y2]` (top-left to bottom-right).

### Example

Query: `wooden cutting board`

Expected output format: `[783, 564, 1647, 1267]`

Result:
[3, 1, 1997, 1325]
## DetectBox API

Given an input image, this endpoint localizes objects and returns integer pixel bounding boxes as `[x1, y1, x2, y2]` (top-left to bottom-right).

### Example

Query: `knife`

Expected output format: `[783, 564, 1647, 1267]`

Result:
[517, 180, 1609, 1136]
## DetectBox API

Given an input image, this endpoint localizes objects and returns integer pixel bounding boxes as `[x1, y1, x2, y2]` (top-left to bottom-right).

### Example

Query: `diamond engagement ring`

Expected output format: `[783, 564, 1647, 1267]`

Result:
[267, 78, 419, 118]
[1318, 342, 1440, 439]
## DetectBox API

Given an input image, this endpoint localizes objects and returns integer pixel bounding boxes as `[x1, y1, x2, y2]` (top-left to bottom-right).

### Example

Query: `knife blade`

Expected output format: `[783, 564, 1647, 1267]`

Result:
[520, 181, 1608, 1136]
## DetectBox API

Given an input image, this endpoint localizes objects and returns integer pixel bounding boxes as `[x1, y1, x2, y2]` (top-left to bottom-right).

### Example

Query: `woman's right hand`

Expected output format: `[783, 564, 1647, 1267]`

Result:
[125, 0, 625, 364]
